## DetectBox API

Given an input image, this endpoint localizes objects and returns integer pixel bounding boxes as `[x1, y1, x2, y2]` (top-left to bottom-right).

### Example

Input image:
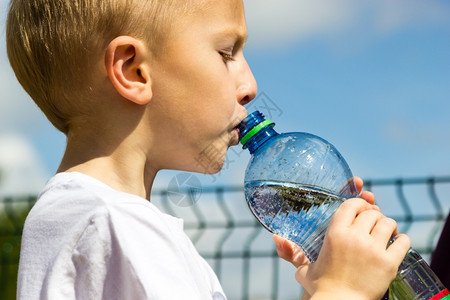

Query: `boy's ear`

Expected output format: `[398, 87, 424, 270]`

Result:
[105, 36, 152, 105]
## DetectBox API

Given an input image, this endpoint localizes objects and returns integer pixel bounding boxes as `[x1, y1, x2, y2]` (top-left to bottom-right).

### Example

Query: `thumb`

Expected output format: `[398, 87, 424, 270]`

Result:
[295, 263, 313, 292]
[273, 235, 310, 268]
[273, 234, 295, 261]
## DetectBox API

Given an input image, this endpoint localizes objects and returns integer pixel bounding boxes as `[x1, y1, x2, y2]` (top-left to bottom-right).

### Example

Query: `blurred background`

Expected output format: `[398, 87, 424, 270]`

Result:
[1, 0, 450, 191]
[1, 0, 449, 299]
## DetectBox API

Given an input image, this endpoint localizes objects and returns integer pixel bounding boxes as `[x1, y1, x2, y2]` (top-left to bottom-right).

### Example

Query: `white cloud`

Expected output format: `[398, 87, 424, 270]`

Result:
[243, 0, 450, 48]
[0, 134, 49, 196]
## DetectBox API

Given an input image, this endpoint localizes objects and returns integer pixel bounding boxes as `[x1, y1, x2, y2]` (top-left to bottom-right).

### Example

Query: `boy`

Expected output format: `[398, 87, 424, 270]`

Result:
[6, 0, 410, 299]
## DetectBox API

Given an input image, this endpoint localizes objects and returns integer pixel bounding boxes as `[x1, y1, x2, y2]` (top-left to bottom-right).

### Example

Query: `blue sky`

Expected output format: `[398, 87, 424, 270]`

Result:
[243, 0, 450, 181]
[1, 0, 450, 193]
[0, 2, 448, 297]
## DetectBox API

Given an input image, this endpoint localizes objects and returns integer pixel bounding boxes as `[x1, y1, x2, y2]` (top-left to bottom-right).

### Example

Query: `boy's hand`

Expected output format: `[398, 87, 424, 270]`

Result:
[273, 177, 410, 299]
[273, 176, 375, 268]
[296, 198, 410, 299]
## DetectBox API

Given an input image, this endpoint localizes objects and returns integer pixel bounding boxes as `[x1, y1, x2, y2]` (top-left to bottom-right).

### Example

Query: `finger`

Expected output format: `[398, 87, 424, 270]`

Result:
[354, 176, 363, 193]
[370, 217, 398, 245]
[354, 176, 376, 205]
[273, 235, 309, 268]
[360, 190, 375, 205]
[371, 204, 382, 212]
[387, 234, 411, 262]
[273, 234, 294, 262]
[331, 198, 375, 228]
[295, 264, 312, 292]
[352, 209, 385, 233]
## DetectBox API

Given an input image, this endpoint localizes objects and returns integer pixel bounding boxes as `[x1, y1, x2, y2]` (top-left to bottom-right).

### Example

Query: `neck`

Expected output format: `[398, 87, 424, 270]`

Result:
[58, 135, 157, 200]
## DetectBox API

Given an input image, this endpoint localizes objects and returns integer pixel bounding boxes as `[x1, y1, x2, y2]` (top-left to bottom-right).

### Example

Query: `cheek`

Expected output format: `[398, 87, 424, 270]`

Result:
[191, 70, 234, 106]
[164, 69, 233, 118]
[193, 137, 228, 174]
[186, 79, 237, 132]
[153, 52, 237, 134]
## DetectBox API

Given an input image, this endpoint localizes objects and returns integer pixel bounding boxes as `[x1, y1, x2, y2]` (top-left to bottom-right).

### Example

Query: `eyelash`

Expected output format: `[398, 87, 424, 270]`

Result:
[219, 51, 235, 63]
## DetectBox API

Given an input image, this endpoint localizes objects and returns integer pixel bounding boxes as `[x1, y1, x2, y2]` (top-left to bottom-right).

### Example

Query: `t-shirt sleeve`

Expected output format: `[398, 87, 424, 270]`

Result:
[71, 200, 225, 300]
[71, 206, 146, 300]
[106, 201, 221, 299]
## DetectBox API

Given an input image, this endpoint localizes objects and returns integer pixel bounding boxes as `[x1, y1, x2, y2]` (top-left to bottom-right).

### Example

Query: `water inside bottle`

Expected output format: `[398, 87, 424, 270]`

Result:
[244, 180, 348, 252]
[389, 248, 448, 300]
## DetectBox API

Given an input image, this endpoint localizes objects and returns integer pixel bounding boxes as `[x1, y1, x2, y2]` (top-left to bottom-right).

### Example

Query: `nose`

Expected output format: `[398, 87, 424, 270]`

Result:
[236, 57, 257, 106]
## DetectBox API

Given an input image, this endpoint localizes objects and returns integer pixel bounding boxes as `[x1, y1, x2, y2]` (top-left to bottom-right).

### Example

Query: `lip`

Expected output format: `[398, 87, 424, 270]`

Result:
[230, 127, 240, 146]
[232, 115, 248, 139]
[229, 110, 248, 146]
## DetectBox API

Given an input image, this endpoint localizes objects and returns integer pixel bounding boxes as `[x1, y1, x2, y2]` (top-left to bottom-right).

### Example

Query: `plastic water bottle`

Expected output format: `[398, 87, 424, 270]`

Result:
[237, 110, 449, 300]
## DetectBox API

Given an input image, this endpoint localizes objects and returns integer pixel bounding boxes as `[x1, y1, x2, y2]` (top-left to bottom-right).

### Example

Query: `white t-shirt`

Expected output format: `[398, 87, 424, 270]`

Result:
[17, 172, 226, 300]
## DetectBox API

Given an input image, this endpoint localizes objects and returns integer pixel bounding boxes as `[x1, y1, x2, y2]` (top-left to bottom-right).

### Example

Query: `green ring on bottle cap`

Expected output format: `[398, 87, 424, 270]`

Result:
[240, 119, 274, 146]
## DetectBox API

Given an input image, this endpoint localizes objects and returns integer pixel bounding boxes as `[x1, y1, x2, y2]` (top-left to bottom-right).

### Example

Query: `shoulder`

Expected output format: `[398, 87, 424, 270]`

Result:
[30, 171, 160, 220]
[23, 172, 168, 259]
[23, 172, 226, 298]
[19, 173, 153, 299]
[33, 172, 183, 257]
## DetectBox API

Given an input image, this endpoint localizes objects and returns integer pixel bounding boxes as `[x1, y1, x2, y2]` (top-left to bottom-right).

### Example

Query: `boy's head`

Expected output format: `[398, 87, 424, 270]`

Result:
[6, 0, 203, 134]
[8, 0, 257, 175]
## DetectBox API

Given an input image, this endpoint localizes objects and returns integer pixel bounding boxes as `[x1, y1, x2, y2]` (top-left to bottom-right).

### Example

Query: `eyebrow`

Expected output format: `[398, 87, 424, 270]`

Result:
[215, 28, 248, 48]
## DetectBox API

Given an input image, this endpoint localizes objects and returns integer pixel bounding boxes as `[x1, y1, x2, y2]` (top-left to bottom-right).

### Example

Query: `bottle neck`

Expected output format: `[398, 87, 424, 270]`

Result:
[245, 126, 278, 154]
[238, 111, 278, 154]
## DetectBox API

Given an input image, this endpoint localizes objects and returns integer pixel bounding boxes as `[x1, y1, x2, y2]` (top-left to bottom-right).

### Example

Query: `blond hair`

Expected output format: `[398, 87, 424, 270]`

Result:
[7, 0, 198, 134]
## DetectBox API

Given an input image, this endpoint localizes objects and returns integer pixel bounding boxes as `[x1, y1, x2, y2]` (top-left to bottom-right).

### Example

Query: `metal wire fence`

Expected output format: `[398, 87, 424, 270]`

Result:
[1, 176, 449, 300]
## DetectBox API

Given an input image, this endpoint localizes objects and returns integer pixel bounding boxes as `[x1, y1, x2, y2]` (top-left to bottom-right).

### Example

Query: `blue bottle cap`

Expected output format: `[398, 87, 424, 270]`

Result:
[238, 111, 274, 147]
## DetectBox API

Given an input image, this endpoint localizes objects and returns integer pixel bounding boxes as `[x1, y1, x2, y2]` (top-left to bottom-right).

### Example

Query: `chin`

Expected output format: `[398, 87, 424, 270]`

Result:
[169, 159, 225, 175]
[190, 158, 225, 175]
[202, 163, 224, 175]
[187, 162, 223, 175]
[185, 146, 227, 174]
